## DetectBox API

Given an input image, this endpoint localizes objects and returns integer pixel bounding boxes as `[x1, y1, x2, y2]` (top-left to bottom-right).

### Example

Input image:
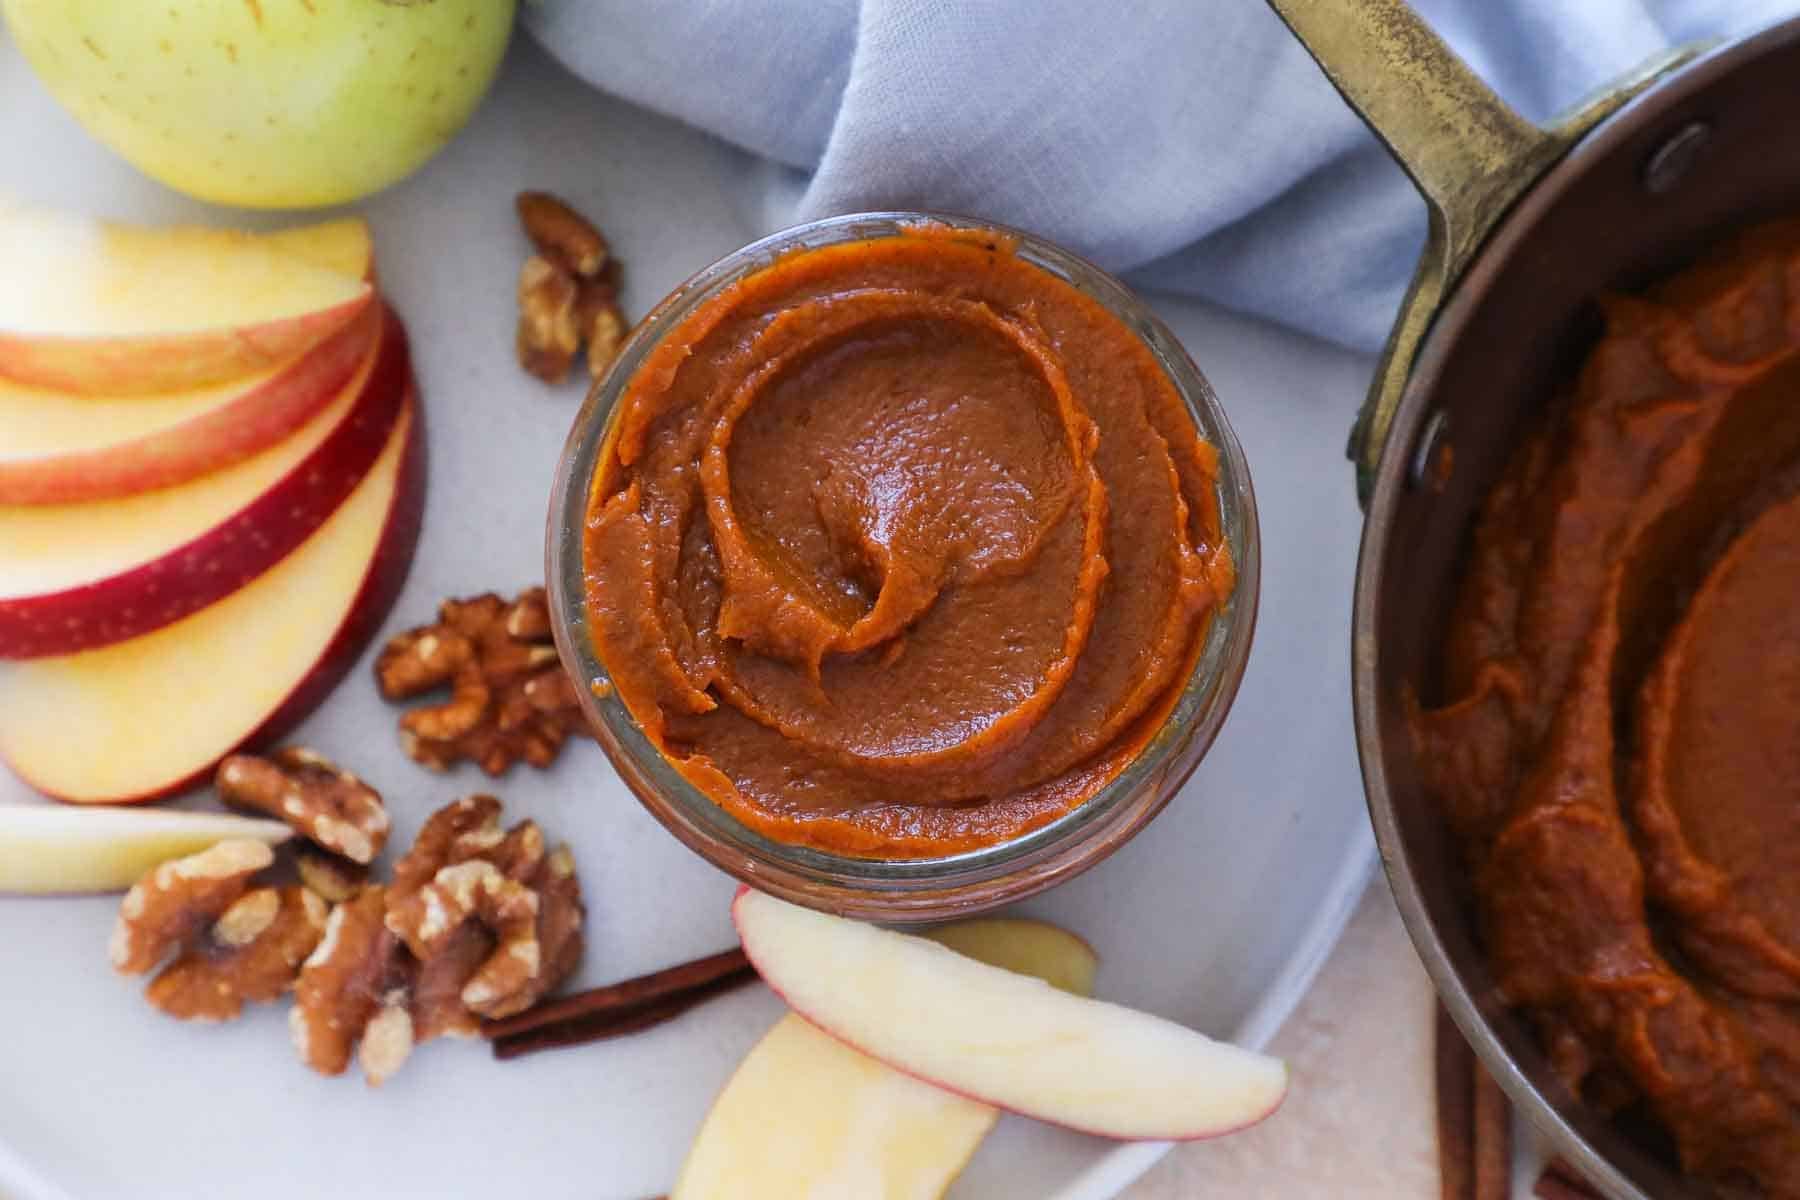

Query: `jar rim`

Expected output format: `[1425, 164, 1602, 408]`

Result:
[545, 211, 1260, 919]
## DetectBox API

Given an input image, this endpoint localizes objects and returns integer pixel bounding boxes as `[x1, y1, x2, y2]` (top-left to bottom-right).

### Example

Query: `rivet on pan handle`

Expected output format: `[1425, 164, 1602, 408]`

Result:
[1263, 0, 1701, 505]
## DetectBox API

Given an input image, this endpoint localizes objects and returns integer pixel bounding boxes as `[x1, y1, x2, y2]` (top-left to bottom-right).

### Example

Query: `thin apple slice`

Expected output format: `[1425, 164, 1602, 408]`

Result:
[0, 204, 374, 393]
[256, 218, 377, 282]
[0, 303, 378, 504]
[0, 395, 424, 804]
[922, 917, 1098, 996]
[0, 805, 292, 894]
[732, 889, 1287, 1141]
[673, 918, 1098, 1200]
[0, 310, 407, 658]
[676, 1018, 994, 1200]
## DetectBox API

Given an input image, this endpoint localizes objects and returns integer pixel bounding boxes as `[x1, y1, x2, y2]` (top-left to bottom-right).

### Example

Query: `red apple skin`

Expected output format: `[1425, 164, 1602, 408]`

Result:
[236, 386, 426, 763]
[0, 304, 379, 505]
[14, 390, 426, 806]
[0, 293, 372, 395]
[728, 887, 1288, 1142]
[0, 309, 411, 659]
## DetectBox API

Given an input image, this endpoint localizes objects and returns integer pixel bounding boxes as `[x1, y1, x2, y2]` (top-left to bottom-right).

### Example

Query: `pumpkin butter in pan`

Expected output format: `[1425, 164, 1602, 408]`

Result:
[1415, 219, 1800, 1197]
[583, 226, 1233, 859]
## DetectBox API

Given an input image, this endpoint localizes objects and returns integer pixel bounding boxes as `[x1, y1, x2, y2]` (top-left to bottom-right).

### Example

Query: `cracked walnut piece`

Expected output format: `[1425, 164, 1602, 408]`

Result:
[295, 845, 369, 904]
[217, 748, 390, 865]
[388, 796, 585, 1023]
[146, 887, 327, 1022]
[515, 190, 627, 384]
[387, 860, 543, 1019]
[111, 840, 325, 1023]
[517, 254, 582, 382]
[292, 886, 405, 1079]
[375, 588, 592, 776]
[110, 839, 275, 975]
[518, 190, 609, 276]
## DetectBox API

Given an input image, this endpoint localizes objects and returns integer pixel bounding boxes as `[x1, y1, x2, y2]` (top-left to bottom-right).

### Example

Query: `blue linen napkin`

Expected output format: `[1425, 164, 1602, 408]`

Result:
[525, 0, 1800, 352]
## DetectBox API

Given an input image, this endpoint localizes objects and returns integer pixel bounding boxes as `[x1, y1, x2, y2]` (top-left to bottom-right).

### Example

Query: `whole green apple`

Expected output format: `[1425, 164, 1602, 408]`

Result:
[1, 0, 517, 209]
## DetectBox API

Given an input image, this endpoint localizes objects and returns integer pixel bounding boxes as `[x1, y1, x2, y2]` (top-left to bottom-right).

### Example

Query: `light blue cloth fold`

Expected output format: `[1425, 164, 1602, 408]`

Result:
[525, 0, 1799, 351]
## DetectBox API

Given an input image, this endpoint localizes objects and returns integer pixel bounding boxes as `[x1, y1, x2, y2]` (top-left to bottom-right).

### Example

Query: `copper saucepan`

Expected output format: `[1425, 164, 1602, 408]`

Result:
[1264, 1, 1800, 1195]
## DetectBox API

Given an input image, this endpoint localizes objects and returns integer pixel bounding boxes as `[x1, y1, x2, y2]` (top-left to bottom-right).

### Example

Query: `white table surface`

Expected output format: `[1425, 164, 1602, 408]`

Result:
[1124, 877, 1575, 1200]
[1126, 878, 1440, 1197]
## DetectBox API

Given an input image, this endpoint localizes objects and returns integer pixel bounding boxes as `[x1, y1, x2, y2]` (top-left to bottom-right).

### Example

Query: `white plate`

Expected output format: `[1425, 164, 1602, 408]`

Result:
[0, 31, 1377, 1200]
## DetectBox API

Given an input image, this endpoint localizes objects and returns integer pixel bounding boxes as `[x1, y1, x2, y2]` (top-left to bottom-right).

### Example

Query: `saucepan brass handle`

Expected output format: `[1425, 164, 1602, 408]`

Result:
[1263, 0, 1696, 503]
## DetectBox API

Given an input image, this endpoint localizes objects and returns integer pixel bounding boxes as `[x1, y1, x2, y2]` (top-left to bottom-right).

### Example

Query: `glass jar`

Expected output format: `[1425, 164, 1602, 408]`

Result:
[546, 212, 1259, 922]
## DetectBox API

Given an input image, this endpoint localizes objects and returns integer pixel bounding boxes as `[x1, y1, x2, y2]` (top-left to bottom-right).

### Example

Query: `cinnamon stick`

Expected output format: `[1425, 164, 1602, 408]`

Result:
[1534, 1159, 1603, 1200]
[1436, 1003, 1512, 1200]
[492, 967, 757, 1060]
[484, 946, 750, 1039]
[1471, 1062, 1511, 1200]
[483, 946, 756, 1058]
[1437, 1002, 1476, 1200]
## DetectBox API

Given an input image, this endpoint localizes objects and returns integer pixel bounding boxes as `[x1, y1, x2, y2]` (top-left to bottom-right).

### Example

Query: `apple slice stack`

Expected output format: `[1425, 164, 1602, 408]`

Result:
[0, 203, 425, 805]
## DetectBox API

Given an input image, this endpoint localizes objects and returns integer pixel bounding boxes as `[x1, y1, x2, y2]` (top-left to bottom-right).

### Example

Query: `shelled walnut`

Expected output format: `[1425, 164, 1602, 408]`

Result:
[110, 841, 326, 1022]
[288, 795, 586, 1086]
[385, 796, 585, 1023]
[291, 886, 404, 1078]
[146, 887, 327, 1021]
[111, 770, 589, 1089]
[295, 845, 369, 904]
[217, 748, 390, 865]
[374, 588, 593, 776]
[514, 190, 628, 384]
[110, 839, 275, 974]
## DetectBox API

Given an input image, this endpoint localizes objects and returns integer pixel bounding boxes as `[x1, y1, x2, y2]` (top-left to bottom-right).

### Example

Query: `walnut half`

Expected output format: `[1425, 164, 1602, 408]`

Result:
[217, 748, 390, 865]
[111, 842, 325, 1023]
[291, 886, 405, 1079]
[146, 887, 327, 1022]
[374, 589, 593, 776]
[110, 839, 275, 975]
[514, 190, 628, 384]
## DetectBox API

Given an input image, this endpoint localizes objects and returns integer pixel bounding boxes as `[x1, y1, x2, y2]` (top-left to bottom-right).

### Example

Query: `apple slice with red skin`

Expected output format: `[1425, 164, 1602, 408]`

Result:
[0, 805, 294, 894]
[731, 887, 1288, 1142]
[0, 208, 375, 393]
[673, 918, 1098, 1200]
[0, 394, 424, 804]
[0, 309, 408, 658]
[0, 302, 378, 504]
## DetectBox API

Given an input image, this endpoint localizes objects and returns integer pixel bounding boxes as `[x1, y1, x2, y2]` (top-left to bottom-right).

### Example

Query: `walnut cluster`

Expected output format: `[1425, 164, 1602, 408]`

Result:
[375, 587, 592, 776]
[291, 795, 585, 1085]
[110, 752, 585, 1087]
[514, 190, 627, 384]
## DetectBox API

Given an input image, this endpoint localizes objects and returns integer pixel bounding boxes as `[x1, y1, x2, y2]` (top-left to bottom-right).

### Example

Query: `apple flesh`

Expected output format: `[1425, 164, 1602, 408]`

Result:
[921, 917, 1098, 997]
[0, 397, 423, 804]
[0, 805, 292, 894]
[0, 311, 407, 658]
[1, 0, 517, 209]
[732, 889, 1288, 1142]
[246, 219, 376, 283]
[673, 919, 1098, 1200]
[0, 202, 373, 392]
[675, 1018, 994, 1200]
[0, 302, 378, 505]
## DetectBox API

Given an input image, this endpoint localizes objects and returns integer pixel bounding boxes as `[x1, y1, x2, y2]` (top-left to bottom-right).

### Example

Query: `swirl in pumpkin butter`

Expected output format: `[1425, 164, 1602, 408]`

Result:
[583, 226, 1232, 858]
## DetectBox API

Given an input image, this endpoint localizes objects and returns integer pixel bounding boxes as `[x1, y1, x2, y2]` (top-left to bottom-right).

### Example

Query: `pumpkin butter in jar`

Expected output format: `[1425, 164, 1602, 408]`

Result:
[580, 220, 1242, 860]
